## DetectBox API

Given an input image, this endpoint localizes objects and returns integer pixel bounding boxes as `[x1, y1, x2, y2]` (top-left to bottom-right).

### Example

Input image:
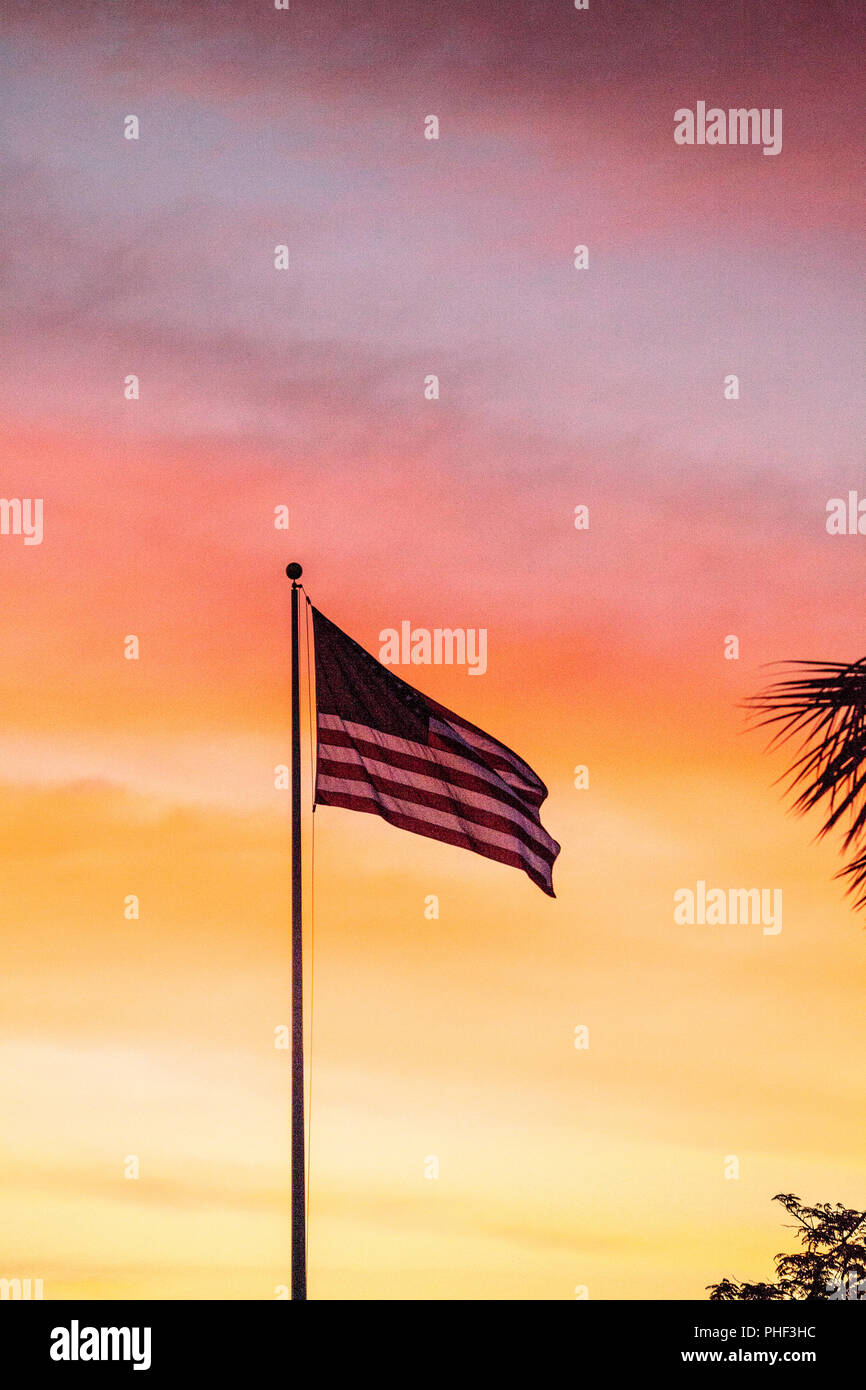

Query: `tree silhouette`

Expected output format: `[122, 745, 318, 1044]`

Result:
[746, 659, 866, 912]
[707, 1194, 866, 1300]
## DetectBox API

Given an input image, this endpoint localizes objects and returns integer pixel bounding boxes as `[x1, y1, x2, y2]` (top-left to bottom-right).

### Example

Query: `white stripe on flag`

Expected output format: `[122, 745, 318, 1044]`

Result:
[316, 775, 554, 878]
[429, 716, 543, 789]
[319, 741, 557, 856]
[317, 713, 537, 805]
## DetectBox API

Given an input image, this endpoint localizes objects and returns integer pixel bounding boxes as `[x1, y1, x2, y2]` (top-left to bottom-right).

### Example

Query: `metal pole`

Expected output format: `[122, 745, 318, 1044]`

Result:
[286, 561, 306, 1300]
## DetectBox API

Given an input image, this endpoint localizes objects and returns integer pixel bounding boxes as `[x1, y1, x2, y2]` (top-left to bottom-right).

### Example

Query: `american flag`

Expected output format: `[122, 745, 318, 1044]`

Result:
[311, 606, 560, 896]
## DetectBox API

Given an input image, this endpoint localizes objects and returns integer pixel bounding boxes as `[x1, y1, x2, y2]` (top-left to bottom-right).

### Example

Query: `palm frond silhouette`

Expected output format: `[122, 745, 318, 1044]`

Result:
[745, 658, 866, 912]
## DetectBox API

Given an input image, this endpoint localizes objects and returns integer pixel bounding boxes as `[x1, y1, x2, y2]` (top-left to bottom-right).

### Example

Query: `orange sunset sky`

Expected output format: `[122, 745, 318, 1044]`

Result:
[1, 0, 863, 1299]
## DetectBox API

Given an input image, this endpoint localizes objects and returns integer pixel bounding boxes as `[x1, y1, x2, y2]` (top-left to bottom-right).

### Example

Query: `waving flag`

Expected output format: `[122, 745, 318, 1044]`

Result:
[312, 605, 560, 895]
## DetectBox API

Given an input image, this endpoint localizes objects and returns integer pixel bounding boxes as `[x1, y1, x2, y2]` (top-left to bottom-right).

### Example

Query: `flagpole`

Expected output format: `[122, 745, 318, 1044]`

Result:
[286, 561, 306, 1301]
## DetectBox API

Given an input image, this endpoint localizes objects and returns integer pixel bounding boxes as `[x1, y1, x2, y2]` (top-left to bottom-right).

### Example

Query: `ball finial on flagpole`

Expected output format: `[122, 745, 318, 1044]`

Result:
[286, 562, 303, 581]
